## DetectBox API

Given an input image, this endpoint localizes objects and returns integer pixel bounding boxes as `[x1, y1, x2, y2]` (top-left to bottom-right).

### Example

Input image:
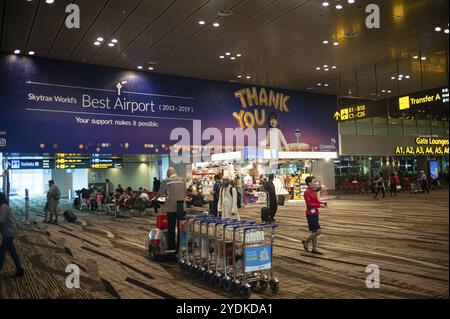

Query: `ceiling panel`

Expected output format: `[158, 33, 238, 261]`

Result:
[0, 0, 448, 100]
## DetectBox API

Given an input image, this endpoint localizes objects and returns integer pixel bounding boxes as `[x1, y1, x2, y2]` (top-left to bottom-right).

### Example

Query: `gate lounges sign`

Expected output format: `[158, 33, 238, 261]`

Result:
[0, 53, 338, 158]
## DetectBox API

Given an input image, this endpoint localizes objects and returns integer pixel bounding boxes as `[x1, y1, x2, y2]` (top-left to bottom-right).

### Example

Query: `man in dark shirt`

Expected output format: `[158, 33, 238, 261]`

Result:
[263, 174, 278, 222]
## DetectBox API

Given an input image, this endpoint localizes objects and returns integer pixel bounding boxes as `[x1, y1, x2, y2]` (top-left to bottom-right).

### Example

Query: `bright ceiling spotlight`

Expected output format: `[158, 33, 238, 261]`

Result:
[322, 40, 329, 44]
[28, 51, 35, 55]
[421, 56, 426, 60]
[333, 42, 339, 46]
[198, 20, 206, 25]
[444, 29, 449, 34]
[108, 43, 114, 47]
[230, 56, 236, 60]
[137, 66, 143, 69]
[390, 76, 396, 80]
[225, 52, 231, 56]
[317, 83, 322, 86]
[332, 65, 336, 69]
[237, 75, 242, 78]
[14, 49, 20, 54]
[97, 37, 104, 42]
[219, 55, 225, 59]
[348, 0, 355, 3]
[148, 67, 154, 71]
[435, 27, 441, 32]
[45, 0, 55, 3]
[324, 68, 329, 71]
[213, 22, 220, 27]
[336, 4, 343, 9]
[111, 39, 118, 43]
[324, 84, 329, 87]
[236, 53, 242, 57]
[405, 75, 410, 79]
[94, 41, 101, 46]
[316, 67, 321, 70]
[246, 76, 251, 79]
[413, 55, 419, 59]
[322, 2, 330, 6]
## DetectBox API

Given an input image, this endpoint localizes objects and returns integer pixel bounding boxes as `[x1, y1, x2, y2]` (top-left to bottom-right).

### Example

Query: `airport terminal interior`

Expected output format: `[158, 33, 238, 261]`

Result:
[0, 0, 449, 300]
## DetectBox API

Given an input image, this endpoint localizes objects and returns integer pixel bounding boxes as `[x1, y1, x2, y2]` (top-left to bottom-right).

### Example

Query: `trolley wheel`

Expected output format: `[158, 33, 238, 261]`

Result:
[213, 274, 222, 288]
[259, 279, 268, 291]
[205, 270, 212, 282]
[269, 278, 279, 294]
[209, 271, 216, 284]
[199, 268, 207, 280]
[222, 276, 232, 292]
[250, 280, 257, 289]
[178, 259, 185, 270]
[148, 246, 159, 261]
[231, 280, 240, 292]
[191, 265, 198, 277]
[239, 284, 252, 299]
[185, 263, 192, 274]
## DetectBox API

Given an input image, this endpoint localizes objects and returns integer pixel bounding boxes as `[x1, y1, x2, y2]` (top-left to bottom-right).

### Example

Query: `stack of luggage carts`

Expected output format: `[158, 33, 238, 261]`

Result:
[178, 215, 279, 298]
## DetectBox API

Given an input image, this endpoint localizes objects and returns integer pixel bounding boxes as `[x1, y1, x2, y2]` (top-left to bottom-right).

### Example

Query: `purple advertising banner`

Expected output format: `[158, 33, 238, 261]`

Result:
[0, 53, 338, 154]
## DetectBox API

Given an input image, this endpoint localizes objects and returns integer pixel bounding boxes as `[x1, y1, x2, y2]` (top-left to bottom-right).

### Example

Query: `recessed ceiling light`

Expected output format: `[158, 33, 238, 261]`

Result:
[317, 83, 322, 86]
[230, 57, 236, 60]
[348, 0, 355, 3]
[246, 76, 251, 79]
[390, 76, 396, 80]
[236, 53, 241, 57]
[336, 4, 343, 9]
[225, 52, 231, 56]
[97, 37, 104, 42]
[398, 77, 402, 80]
[324, 84, 329, 87]
[333, 42, 339, 46]
[28, 51, 35, 55]
[382, 89, 386, 92]
[323, 64, 328, 68]
[198, 20, 206, 25]
[322, 2, 330, 6]
[137, 66, 143, 69]
[94, 41, 101, 46]
[435, 27, 442, 32]
[45, 0, 54, 3]
[237, 75, 242, 78]
[421, 56, 426, 60]
[14, 49, 20, 54]
[445, 29, 449, 34]
[332, 65, 336, 69]
[219, 55, 225, 59]
[324, 68, 329, 71]
[108, 43, 114, 47]
[111, 39, 118, 43]
[148, 67, 154, 71]
[399, 74, 403, 77]
[405, 75, 410, 79]
[387, 90, 392, 93]
[413, 55, 419, 59]
[213, 22, 220, 27]
[322, 40, 329, 44]
[316, 67, 321, 70]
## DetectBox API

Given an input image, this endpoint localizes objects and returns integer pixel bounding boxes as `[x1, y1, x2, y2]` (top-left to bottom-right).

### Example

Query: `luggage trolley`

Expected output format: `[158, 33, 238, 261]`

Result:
[236, 224, 279, 298]
[178, 215, 207, 273]
[214, 220, 255, 290]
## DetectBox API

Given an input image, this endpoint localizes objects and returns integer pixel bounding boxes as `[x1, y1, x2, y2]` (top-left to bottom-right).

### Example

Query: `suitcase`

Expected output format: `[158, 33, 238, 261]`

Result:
[63, 210, 77, 223]
[157, 213, 168, 230]
[261, 207, 272, 223]
[277, 195, 285, 206]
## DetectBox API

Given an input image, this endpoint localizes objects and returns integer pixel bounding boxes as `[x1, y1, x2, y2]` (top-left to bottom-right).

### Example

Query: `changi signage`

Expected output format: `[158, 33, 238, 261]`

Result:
[394, 137, 449, 156]
[6, 159, 53, 169]
[394, 87, 449, 112]
[334, 99, 386, 122]
[0, 54, 337, 154]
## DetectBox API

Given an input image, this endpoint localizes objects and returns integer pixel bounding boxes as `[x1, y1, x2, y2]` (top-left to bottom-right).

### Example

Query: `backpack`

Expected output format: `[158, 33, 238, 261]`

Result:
[229, 187, 242, 208]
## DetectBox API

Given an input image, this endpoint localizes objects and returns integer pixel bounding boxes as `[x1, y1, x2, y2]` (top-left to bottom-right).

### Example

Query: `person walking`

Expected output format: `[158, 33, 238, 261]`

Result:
[210, 175, 221, 216]
[389, 172, 400, 197]
[418, 171, 430, 194]
[105, 179, 114, 197]
[263, 174, 278, 222]
[45, 180, 61, 224]
[373, 173, 385, 199]
[218, 175, 239, 220]
[301, 176, 327, 255]
[0, 192, 24, 277]
[157, 167, 186, 252]
[153, 177, 161, 192]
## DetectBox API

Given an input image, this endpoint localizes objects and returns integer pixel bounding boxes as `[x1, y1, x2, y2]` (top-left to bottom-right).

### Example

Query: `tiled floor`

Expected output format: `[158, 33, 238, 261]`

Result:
[1, 190, 448, 299]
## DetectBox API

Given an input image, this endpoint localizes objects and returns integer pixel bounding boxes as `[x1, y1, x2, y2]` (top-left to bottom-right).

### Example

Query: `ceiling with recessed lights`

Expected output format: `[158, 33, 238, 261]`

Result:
[0, 0, 448, 100]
